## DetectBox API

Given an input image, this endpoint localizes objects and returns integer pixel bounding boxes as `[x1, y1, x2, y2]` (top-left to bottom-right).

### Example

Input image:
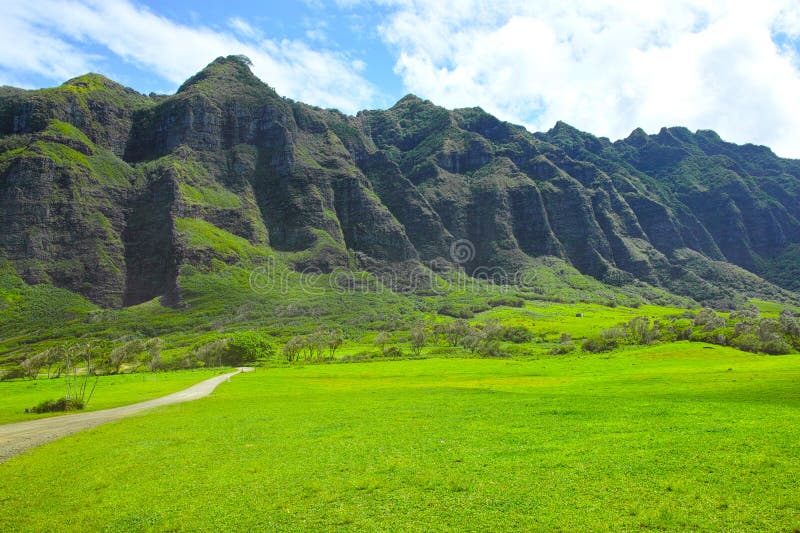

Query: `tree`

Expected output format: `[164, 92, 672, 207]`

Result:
[225, 332, 274, 365]
[409, 322, 429, 356]
[20, 352, 47, 380]
[231, 54, 253, 66]
[442, 319, 471, 346]
[43, 346, 66, 378]
[143, 338, 164, 371]
[196, 339, 229, 367]
[780, 310, 800, 347]
[757, 318, 782, 343]
[626, 316, 656, 345]
[282, 337, 304, 362]
[107, 339, 145, 374]
[694, 308, 725, 331]
[63, 343, 99, 408]
[460, 330, 483, 354]
[373, 332, 390, 354]
[325, 329, 344, 360]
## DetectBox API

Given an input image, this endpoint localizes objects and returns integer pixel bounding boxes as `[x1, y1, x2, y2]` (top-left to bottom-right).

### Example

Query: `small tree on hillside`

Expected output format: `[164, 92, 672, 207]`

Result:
[626, 316, 656, 345]
[780, 310, 800, 347]
[409, 322, 429, 357]
[325, 329, 344, 360]
[282, 337, 304, 362]
[374, 332, 390, 355]
[63, 343, 99, 408]
[43, 346, 66, 378]
[442, 319, 471, 347]
[196, 339, 230, 367]
[107, 339, 145, 374]
[20, 352, 47, 380]
[143, 338, 164, 371]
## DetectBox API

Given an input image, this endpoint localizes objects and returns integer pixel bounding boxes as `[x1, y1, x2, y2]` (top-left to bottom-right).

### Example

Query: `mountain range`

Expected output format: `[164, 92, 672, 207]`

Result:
[1, 55, 798, 309]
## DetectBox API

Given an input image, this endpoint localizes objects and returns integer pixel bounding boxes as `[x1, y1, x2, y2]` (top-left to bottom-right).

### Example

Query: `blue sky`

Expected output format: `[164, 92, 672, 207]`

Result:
[3, 0, 800, 157]
[102, 0, 404, 104]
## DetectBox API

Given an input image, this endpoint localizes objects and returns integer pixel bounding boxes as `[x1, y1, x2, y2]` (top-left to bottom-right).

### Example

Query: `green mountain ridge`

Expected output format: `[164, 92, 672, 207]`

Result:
[1, 55, 798, 313]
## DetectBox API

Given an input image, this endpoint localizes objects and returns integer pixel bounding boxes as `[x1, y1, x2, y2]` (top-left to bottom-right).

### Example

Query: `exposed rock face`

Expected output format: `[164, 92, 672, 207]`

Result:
[1, 56, 798, 306]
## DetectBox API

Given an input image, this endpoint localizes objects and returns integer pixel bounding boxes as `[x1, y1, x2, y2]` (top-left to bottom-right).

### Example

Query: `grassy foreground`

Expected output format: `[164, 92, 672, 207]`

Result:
[0, 369, 225, 425]
[1, 344, 799, 531]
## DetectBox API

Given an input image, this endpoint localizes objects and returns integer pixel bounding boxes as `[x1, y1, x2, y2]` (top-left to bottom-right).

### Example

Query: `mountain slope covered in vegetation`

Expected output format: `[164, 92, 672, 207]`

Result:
[1, 55, 798, 316]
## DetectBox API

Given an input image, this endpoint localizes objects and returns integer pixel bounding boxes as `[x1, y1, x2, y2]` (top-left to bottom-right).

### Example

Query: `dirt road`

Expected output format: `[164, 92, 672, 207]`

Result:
[0, 367, 253, 463]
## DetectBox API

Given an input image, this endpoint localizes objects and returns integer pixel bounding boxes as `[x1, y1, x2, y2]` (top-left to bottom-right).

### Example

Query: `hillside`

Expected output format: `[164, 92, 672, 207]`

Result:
[1, 55, 798, 314]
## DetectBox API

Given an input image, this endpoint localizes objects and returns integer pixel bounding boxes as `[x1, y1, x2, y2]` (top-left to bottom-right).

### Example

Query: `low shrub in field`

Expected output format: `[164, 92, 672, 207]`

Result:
[582, 336, 618, 353]
[488, 297, 525, 308]
[733, 334, 761, 353]
[437, 304, 474, 319]
[549, 343, 576, 355]
[762, 339, 792, 355]
[383, 346, 404, 358]
[0, 366, 25, 381]
[25, 397, 84, 414]
[501, 325, 534, 343]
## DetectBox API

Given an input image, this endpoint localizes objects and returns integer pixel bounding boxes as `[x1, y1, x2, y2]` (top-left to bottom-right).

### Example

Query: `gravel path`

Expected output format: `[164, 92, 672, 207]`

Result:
[0, 367, 253, 463]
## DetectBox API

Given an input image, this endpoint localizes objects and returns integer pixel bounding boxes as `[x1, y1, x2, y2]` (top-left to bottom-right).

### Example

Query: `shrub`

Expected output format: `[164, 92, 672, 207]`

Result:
[373, 332, 391, 354]
[195, 339, 230, 367]
[107, 338, 145, 374]
[470, 304, 490, 314]
[487, 297, 525, 308]
[282, 337, 304, 362]
[26, 397, 84, 414]
[437, 305, 474, 319]
[20, 352, 47, 380]
[383, 346, 404, 358]
[225, 331, 274, 365]
[434, 319, 471, 347]
[625, 316, 656, 345]
[0, 366, 25, 381]
[501, 325, 533, 343]
[409, 322, 429, 356]
[733, 334, 761, 353]
[549, 343, 575, 355]
[583, 326, 625, 352]
[762, 339, 792, 355]
[582, 336, 618, 353]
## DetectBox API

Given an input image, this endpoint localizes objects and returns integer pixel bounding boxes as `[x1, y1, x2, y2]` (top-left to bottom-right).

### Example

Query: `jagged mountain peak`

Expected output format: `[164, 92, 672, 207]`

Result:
[177, 55, 276, 98]
[392, 93, 426, 107]
[61, 72, 134, 93]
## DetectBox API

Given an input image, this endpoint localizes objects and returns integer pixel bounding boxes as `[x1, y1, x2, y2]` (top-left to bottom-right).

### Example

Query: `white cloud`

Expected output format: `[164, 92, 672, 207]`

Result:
[374, 0, 800, 157]
[228, 17, 262, 41]
[0, 0, 376, 113]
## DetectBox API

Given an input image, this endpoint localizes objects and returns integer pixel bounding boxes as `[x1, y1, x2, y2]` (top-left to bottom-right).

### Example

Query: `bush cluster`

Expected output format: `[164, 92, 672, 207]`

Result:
[583, 306, 800, 355]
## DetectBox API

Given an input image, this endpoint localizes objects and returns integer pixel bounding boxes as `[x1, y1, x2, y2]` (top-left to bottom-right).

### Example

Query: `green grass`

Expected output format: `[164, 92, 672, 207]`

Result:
[1, 344, 798, 530]
[175, 218, 270, 262]
[750, 298, 800, 317]
[178, 183, 241, 209]
[0, 369, 225, 425]
[481, 301, 683, 341]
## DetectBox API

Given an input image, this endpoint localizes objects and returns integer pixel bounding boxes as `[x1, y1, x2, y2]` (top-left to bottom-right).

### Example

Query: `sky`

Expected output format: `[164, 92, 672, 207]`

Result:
[3, 0, 800, 157]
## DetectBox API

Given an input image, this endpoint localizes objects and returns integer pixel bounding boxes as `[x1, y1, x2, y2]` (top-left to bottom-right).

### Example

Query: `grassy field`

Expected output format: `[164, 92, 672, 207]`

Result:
[0, 369, 226, 425]
[1, 343, 798, 531]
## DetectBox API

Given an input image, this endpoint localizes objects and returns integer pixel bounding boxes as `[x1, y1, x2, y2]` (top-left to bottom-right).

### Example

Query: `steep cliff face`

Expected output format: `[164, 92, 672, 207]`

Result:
[0, 56, 798, 308]
[0, 120, 137, 307]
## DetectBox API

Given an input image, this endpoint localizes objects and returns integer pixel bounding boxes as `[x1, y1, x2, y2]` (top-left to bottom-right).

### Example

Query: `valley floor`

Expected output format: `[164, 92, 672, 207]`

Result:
[1, 343, 798, 531]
